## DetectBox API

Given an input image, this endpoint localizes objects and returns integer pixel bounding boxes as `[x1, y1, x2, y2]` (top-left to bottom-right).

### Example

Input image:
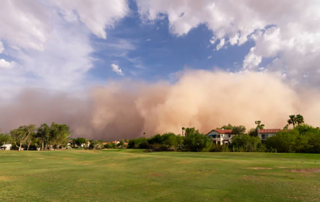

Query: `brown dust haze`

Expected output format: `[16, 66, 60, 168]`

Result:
[1, 70, 319, 140]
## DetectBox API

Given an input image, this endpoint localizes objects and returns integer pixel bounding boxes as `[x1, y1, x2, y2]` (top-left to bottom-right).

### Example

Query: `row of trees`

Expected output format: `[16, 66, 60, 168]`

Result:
[128, 129, 213, 152]
[1, 123, 71, 151]
[128, 128, 267, 152]
[266, 124, 320, 153]
[71, 137, 128, 150]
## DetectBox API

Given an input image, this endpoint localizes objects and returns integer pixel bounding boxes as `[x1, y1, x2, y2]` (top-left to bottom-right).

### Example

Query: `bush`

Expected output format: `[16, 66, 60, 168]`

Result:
[89, 141, 103, 150]
[128, 138, 148, 149]
[160, 133, 183, 151]
[231, 135, 262, 152]
[210, 144, 223, 152]
[184, 131, 213, 152]
[265, 125, 320, 153]
[104, 143, 113, 148]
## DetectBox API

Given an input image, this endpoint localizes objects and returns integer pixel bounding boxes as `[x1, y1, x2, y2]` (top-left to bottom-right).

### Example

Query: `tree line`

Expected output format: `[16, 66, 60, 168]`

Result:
[2, 114, 318, 153]
[0, 123, 71, 151]
[128, 129, 213, 152]
[128, 114, 320, 153]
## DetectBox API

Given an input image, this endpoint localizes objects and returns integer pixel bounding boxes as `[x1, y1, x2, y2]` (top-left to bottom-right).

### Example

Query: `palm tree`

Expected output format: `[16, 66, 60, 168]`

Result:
[254, 120, 265, 136]
[255, 120, 265, 130]
[287, 115, 297, 128]
[296, 114, 304, 125]
[143, 132, 146, 138]
[182, 127, 185, 136]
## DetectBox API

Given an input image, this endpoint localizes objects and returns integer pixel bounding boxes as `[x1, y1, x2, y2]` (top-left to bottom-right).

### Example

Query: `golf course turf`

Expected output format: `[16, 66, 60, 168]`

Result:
[1, 150, 320, 201]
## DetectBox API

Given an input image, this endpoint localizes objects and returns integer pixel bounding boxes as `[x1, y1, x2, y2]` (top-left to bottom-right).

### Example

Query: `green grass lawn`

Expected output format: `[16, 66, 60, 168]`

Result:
[1, 150, 320, 202]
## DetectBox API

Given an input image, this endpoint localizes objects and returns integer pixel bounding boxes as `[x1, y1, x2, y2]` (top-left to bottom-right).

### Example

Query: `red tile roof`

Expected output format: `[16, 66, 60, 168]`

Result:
[258, 129, 281, 134]
[209, 129, 234, 134]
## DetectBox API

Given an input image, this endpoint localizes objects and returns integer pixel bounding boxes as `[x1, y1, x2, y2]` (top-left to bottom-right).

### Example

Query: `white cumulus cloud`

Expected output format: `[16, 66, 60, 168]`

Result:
[0, 59, 14, 69]
[0, 41, 4, 53]
[137, 0, 320, 87]
[111, 64, 124, 75]
[0, 0, 129, 96]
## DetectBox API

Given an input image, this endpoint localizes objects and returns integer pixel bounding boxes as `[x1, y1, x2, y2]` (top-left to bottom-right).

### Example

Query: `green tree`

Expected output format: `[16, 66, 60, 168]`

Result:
[255, 120, 265, 136]
[148, 134, 162, 145]
[73, 137, 87, 147]
[255, 120, 265, 130]
[231, 134, 263, 152]
[287, 115, 297, 128]
[128, 138, 148, 149]
[184, 129, 213, 152]
[119, 139, 125, 147]
[25, 131, 36, 150]
[10, 124, 36, 151]
[232, 125, 246, 135]
[182, 127, 185, 136]
[220, 124, 234, 130]
[296, 114, 304, 126]
[36, 123, 51, 150]
[89, 140, 103, 150]
[161, 133, 183, 150]
[185, 127, 196, 137]
[49, 123, 71, 149]
[0, 133, 11, 145]
[248, 128, 258, 137]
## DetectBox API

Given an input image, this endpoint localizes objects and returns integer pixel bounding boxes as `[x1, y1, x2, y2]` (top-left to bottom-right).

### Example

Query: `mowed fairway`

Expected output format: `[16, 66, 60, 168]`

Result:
[1, 150, 320, 202]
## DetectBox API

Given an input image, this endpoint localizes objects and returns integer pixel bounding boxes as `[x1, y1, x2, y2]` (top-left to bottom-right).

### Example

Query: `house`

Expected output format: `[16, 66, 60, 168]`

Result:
[111, 141, 119, 145]
[81, 141, 91, 148]
[206, 129, 236, 145]
[0, 144, 12, 150]
[67, 140, 73, 146]
[258, 129, 281, 141]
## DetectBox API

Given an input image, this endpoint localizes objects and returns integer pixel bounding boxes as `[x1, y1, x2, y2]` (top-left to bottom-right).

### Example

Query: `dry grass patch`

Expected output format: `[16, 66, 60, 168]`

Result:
[246, 167, 272, 170]
[287, 168, 320, 173]
[148, 172, 162, 177]
[0, 176, 12, 181]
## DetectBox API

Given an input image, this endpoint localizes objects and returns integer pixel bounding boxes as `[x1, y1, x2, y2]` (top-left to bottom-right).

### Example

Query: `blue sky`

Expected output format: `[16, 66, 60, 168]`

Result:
[1, 0, 320, 136]
[88, 1, 255, 83]
[0, 0, 319, 93]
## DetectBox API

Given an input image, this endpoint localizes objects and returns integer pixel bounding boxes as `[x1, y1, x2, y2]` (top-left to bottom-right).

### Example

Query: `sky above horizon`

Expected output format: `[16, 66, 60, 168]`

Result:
[1, 0, 320, 97]
[1, 0, 320, 138]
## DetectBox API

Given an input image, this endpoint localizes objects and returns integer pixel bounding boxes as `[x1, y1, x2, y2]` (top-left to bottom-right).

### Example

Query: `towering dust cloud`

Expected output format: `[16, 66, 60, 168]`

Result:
[0, 70, 319, 140]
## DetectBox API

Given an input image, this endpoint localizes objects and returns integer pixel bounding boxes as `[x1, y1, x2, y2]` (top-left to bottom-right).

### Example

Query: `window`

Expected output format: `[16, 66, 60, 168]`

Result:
[217, 135, 220, 138]
[261, 134, 266, 140]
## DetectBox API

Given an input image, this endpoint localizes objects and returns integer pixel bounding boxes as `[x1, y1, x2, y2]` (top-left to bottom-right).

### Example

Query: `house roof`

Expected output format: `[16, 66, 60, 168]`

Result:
[208, 129, 234, 135]
[258, 129, 281, 134]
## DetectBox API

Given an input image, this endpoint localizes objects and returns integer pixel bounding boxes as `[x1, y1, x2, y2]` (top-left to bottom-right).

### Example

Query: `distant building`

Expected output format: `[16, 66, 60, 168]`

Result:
[0, 144, 12, 150]
[206, 129, 236, 145]
[258, 129, 281, 141]
[81, 141, 91, 148]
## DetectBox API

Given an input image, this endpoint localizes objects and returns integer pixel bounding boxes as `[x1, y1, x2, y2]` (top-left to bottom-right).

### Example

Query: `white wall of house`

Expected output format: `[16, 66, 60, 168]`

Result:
[207, 131, 235, 145]
[1, 144, 12, 150]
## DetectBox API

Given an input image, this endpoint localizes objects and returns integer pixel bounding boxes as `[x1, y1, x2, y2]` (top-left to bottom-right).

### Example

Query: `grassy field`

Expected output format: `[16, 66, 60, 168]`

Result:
[1, 150, 320, 201]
